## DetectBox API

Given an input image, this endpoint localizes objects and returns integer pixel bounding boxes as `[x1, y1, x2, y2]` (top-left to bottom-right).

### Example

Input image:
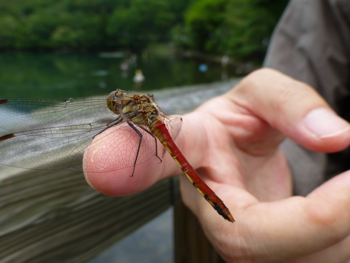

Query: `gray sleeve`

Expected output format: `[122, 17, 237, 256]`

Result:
[264, 0, 350, 196]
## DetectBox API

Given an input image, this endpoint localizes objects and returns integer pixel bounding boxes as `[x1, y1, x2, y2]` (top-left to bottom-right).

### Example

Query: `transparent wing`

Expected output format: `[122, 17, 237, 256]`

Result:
[0, 124, 101, 171]
[0, 96, 112, 133]
[0, 96, 117, 171]
[0, 96, 182, 173]
[163, 114, 183, 142]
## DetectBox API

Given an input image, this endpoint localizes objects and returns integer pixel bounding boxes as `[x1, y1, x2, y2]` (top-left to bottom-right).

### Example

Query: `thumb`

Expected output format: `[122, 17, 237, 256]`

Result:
[230, 68, 350, 153]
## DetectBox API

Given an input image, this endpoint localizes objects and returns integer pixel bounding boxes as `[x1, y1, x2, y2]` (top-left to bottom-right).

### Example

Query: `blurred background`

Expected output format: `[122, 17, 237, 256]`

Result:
[0, 0, 288, 98]
[0, 0, 289, 262]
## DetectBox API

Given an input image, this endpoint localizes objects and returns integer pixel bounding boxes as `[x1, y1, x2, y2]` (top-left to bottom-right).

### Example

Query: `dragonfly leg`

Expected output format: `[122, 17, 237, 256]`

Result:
[106, 116, 122, 126]
[127, 121, 143, 177]
[93, 116, 123, 139]
[64, 98, 73, 108]
[139, 126, 162, 164]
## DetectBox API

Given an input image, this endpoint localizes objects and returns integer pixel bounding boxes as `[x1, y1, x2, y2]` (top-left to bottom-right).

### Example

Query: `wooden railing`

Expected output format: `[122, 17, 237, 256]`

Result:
[0, 168, 180, 262]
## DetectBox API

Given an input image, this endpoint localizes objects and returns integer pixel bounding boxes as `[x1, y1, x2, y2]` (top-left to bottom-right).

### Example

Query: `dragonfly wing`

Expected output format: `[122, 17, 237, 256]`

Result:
[1, 122, 159, 173]
[0, 123, 107, 171]
[165, 115, 183, 141]
[0, 96, 116, 171]
[0, 96, 113, 133]
[0, 96, 167, 173]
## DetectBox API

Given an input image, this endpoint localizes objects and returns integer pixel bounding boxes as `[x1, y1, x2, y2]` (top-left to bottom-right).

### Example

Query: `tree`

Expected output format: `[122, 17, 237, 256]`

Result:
[183, 0, 289, 61]
[184, 0, 228, 52]
[223, 0, 289, 61]
[106, 0, 175, 49]
[0, 15, 18, 49]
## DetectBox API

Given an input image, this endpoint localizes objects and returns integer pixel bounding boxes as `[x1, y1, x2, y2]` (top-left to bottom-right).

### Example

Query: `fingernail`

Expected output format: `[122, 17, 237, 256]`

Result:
[304, 108, 350, 138]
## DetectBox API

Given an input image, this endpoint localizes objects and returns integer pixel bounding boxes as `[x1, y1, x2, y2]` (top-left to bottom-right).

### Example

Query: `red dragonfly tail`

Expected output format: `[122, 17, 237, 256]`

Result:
[151, 120, 234, 223]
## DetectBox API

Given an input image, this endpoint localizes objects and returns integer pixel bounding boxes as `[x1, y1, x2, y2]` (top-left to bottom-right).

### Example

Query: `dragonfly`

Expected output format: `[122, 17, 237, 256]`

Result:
[0, 90, 234, 223]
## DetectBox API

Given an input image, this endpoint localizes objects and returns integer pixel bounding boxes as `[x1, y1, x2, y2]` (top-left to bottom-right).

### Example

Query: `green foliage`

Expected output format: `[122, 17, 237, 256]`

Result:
[106, 0, 176, 49]
[183, 0, 289, 61]
[0, 0, 288, 62]
[0, 0, 118, 50]
[223, 0, 289, 60]
[184, 0, 228, 52]
[0, 15, 18, 48]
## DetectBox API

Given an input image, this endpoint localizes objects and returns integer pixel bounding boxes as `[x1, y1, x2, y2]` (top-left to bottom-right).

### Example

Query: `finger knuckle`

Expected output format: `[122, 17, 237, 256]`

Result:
[305, 201, 341, 234]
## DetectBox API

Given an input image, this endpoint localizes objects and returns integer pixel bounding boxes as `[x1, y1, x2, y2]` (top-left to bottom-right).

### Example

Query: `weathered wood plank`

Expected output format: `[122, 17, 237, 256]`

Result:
[174, 201, 225, 263]
[0, 167, 177, 262]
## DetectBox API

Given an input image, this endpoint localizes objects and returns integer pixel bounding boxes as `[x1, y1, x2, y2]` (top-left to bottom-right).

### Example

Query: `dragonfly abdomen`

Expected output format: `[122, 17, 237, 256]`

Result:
[151, 120, 234, 223]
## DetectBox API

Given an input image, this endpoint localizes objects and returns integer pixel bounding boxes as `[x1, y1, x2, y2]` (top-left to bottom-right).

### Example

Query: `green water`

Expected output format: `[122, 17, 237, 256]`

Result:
[0, 52, 237, 99]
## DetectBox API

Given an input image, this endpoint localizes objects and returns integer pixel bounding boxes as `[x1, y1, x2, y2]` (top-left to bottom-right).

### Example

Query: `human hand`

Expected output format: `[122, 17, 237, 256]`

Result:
[84, 68, 350, 262]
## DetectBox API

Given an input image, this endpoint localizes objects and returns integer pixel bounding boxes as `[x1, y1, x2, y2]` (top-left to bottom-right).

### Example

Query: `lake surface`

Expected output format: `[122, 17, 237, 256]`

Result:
[0, 52, 239, 99]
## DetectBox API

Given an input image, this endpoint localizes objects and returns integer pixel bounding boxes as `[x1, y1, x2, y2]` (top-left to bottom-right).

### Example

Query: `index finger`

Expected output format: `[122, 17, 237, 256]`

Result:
[183, 170, 350, 262]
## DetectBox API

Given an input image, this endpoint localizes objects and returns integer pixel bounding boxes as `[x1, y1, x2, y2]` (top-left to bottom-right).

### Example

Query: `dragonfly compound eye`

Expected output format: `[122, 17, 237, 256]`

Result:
[107, 91, 117, 113]
[115, 89, 127, 97]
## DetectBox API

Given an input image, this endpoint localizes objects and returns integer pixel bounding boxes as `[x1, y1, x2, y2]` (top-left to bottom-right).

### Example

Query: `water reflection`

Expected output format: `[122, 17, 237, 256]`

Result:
[0, 52, 240, 99]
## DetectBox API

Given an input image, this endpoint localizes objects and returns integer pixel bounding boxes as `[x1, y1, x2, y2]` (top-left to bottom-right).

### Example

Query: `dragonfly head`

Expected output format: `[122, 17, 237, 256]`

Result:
[107, 89, 127, 113]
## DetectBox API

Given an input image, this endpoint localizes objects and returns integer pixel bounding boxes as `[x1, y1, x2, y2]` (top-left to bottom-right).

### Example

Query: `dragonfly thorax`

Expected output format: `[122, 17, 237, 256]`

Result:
[107, 89, 161, 127]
